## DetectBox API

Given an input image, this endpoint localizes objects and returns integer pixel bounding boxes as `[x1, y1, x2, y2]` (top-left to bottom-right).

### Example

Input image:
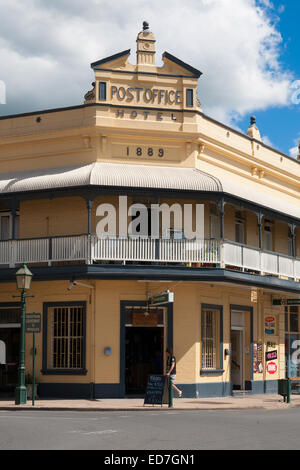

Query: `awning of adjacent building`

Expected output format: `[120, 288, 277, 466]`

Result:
[0, 161, 298, 219]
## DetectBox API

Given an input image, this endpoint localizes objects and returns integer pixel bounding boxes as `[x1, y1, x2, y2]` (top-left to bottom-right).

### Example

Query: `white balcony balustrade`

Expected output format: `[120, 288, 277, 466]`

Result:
[0, 235, 299, 282]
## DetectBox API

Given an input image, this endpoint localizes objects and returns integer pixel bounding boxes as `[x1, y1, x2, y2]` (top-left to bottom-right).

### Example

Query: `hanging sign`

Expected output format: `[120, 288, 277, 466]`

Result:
[272, 299, 300, 306]
[148, 291, 174, 306]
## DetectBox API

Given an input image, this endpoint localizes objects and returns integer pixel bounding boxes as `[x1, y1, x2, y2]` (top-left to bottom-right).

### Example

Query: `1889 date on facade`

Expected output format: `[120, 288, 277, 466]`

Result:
[126, 147, 164, 158]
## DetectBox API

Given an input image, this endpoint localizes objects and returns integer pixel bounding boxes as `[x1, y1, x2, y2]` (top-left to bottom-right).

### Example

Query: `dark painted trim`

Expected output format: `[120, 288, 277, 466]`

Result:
[162, 51, 203, 78]
[120, 300, 173, 397]
[91, 49, 131, 68]
[0, 302, 21, 308]
[42, 301, 87, 375]
[200, 369, 225, 376]
[38, 382, 92, 399]
[1, 265, 300, 293]
[91, 68, 200, 78]
[201, 303, 224, 374]
[230, 304, 254, 385]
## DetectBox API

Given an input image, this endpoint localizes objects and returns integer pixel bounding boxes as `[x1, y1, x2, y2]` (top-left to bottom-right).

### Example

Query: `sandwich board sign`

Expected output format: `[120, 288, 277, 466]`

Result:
[144, 375, 169, 406]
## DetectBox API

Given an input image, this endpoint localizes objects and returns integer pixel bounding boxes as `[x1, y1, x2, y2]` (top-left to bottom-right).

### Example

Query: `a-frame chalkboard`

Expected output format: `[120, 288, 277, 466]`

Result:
[144, 375, 169, 406]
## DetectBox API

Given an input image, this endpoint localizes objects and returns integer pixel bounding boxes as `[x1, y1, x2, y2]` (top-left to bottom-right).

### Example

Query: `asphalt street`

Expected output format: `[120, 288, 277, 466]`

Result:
[0, 408, 300, 451]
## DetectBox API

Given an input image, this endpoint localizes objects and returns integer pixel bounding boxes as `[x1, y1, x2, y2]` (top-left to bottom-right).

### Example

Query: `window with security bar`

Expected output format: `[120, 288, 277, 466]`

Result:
[201, 307, 220, 370]
[49, 306, 84, 369]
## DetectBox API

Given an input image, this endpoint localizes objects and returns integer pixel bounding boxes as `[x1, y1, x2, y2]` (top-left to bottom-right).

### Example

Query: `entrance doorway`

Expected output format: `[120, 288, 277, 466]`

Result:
[0, 306, 21, 396]
[125, 327, 164, 394]
[124, 305, 165, 395]
[231, 329, 243, 390]
[0, 328, 20, 394]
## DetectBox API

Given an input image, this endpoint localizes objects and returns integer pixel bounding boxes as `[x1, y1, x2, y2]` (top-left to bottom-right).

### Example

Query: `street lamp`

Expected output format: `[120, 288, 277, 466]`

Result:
[15, 264, 33, 405]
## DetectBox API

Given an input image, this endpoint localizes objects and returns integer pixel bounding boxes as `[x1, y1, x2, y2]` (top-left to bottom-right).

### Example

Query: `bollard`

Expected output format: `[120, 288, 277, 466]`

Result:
[168, 375, 173, 408]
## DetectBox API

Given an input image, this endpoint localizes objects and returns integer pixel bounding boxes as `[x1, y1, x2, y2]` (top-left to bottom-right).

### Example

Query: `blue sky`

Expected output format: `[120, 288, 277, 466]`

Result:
[239, 1, 300, 156]
[0, 0, 299, 158]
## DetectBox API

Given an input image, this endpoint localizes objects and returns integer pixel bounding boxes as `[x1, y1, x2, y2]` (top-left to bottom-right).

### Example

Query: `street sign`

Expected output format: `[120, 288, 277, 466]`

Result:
[272, 299, 300, 306]
[148, 291, 174, 306]
[25, 313, 41, 333]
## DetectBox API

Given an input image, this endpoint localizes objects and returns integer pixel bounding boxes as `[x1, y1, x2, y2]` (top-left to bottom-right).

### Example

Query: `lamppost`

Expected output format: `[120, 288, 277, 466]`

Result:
[15, 264, 33, 405]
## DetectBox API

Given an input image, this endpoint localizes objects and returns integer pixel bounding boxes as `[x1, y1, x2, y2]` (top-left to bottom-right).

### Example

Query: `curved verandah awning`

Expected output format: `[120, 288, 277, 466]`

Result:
[0, 161, 298, 220]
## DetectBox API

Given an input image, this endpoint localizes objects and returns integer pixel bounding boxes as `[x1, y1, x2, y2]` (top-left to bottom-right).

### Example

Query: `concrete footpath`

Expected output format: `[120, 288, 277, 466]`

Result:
[1, 394, 300, 411]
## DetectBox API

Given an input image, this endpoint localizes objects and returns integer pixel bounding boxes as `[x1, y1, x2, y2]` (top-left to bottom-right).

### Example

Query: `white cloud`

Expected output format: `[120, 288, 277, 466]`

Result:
[261, 135, 274, 148]
[0, 0, 294, 126]
[289, 138, 299, 159]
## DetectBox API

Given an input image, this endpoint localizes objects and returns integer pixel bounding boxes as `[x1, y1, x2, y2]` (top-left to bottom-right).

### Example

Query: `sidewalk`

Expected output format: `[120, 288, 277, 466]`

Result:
[1, 394, 300, 411]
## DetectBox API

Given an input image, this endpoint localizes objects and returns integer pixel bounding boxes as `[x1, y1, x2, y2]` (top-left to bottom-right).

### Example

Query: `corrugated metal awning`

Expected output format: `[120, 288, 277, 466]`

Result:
[0, 161, 298, 219]
[0, 162, 222, 193]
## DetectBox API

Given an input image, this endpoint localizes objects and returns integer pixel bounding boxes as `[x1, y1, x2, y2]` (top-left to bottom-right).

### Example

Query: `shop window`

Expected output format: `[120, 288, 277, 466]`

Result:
[285, 306, 300, 380]
[42, 302, 86, 374]
[201, 305, 223, 371]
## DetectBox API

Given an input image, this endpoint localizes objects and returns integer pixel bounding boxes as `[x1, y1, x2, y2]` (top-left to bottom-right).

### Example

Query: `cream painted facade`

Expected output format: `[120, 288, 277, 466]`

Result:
[0, 24, 299, 399]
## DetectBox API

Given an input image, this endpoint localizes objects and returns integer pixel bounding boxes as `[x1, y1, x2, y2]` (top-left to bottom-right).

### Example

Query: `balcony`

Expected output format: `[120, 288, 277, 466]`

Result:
[0, 235, 300, 281]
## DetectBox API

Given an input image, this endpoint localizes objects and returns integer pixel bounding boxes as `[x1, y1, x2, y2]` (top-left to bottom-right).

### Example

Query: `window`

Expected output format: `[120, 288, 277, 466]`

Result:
[285, 306, 300, 381]
[235, 211, 245, 244]
[264, 223, 273, 251]
[0, 214, 10, 240]
[99, 82, 107, 101]
[210, 204, 220, 239]
[288, 227, 294, 257]
[0, 212, 19, 240]
[201, 305, 223, 371]
[43, 302, 86, 374]
[186, 89, 194, 107]
[50, 306, 84, 369]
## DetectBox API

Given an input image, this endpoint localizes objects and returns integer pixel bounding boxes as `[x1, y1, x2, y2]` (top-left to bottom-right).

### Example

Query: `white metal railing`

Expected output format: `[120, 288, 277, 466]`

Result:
[222, 240, 300, 280]
[0, 236, 299, 282]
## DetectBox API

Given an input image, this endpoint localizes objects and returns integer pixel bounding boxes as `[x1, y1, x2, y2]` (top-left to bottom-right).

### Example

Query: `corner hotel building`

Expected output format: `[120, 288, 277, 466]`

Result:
[0, 24, 299, 399]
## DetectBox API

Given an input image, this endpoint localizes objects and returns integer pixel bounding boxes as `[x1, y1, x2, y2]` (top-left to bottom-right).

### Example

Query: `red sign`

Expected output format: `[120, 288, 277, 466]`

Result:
[266, 362, 277, 374]
[265, 316, 275, 323]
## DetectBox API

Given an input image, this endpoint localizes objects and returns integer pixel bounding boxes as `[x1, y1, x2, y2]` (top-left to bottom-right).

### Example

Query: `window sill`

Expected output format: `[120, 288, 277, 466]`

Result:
[41, 369, 87, 376]
[200, 369, 224, 376]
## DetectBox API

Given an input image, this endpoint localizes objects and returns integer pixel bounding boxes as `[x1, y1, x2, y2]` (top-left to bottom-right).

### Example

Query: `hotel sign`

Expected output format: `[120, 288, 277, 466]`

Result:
[111, 86, 183, 106]
[272, 299, 300, 306]
[148, 291, 174, 306]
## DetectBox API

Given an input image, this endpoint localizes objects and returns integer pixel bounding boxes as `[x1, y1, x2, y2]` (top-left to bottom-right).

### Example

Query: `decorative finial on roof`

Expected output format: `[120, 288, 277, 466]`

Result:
[247, 115, 261, 141]
[137, 21, 155, 66]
